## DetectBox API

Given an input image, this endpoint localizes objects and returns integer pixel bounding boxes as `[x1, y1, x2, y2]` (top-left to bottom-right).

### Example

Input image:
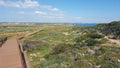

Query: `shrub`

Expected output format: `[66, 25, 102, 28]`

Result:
[82, 33, 104, 39]
[0, 37, 7, 47]
[85, 39, 98, 46]
[98, 38, 107, 44]
[51, 44, 66, 55]
[23, 40, 48, 51]
[101, 56, 120, 68]
[98, 21, 120, 39]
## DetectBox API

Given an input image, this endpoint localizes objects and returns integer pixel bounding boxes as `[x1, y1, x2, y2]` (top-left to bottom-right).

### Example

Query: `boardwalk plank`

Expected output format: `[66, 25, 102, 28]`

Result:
[0, 38, 24, 68]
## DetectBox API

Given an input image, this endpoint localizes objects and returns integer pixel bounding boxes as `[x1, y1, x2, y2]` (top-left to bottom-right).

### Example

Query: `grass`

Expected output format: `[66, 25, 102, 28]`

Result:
[22, 25, 76, 67]
[21, 24, 120, 68]
[0, 23, 120, 68]
[24, 25, 74, 44]
[0, 24, 39, 38]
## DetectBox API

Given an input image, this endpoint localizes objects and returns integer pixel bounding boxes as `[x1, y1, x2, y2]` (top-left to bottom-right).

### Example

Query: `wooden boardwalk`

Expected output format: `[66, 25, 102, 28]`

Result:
[0, 29, 41, 68]
[0, 38, 24, 68]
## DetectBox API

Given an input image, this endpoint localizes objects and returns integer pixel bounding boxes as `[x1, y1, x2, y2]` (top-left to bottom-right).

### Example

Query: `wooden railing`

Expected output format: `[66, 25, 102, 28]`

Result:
[17, 29, 42, 68]
[17, 39, 30, 68]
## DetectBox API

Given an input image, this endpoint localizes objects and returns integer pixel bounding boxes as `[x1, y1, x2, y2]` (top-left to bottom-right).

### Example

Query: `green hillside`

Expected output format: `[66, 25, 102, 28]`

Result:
[97, 21, 120, 39]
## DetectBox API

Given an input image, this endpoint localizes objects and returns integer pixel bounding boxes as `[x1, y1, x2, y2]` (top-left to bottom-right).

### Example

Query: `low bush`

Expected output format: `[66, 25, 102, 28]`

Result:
[82, 33, 104, 39]
[0, 37, 7, 47]
[23, 40, 48, 51]
[51, 44, 66, 55]
[85, 39, 98, 46]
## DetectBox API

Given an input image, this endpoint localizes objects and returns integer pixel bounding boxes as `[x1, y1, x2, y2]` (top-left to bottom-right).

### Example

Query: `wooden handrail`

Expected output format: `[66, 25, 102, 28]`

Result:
[16, 29, 42, 68]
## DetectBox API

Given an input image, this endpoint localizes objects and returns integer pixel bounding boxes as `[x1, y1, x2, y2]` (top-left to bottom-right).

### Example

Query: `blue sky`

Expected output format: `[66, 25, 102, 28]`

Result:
[0, 0, 120, 23]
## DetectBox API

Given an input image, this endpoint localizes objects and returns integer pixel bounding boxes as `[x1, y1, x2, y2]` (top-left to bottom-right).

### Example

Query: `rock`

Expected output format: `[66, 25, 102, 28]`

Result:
[118, 59, 120, 63]
[88, 48, 95, 55]
[63, 32, 70, 35]
[95, 65, 101, 68]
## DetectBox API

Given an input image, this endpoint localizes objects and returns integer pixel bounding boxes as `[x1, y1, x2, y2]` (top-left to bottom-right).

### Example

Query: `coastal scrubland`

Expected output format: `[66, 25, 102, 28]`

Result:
[22, 21, 120, 68]
[0, 22, 120, 68]
[0, 24, 36, 46]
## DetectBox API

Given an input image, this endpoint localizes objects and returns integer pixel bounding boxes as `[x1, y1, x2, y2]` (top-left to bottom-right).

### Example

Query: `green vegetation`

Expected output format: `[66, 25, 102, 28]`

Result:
[0, 24, 38, 47]
[0, 24, 34, 33]
[0, 24, 38, 38]
[1, 22, 119, 68]
[22, 23, 120, 68]
[97, 21, 120, 39]
[0, 36, 7, 47]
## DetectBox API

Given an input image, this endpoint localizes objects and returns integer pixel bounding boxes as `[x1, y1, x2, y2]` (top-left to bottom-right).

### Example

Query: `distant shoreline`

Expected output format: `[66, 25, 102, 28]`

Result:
[72, 23, 98, 26]
[0, 22, 98, 27]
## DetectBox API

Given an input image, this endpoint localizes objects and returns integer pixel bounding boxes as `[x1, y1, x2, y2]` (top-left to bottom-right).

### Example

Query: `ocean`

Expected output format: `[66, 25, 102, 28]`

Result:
[72, 23, 98, 26]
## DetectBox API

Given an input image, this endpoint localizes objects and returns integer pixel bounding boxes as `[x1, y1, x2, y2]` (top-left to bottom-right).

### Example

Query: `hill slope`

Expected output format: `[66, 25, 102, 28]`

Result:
[97, 21, 120, 39]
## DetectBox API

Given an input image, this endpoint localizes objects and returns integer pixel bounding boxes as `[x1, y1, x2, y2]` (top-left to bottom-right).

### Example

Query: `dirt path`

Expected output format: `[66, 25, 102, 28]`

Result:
[104, 36, 120, 46]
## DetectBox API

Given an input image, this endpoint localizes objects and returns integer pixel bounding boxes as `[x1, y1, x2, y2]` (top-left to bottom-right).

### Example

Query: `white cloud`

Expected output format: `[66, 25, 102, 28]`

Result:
[35, 11, 47, 15]
[74, 17, 82, 19]
[52, 8, 59, 11]
[22, 0, 40, 8]
[48, 13, 65, 19]
[0, 0, 81, 22]
[0, 0, 60, 12]
[0, 0, 39, 8]
[0, 0, 4, 5]
[41, 5, 60, 12]
[18, 11, 25, 14]
[45, 16, 64, 19]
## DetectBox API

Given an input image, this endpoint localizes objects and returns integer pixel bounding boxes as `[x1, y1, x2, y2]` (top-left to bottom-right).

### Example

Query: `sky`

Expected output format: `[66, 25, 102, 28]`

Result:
[0, 0, 120, 23]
